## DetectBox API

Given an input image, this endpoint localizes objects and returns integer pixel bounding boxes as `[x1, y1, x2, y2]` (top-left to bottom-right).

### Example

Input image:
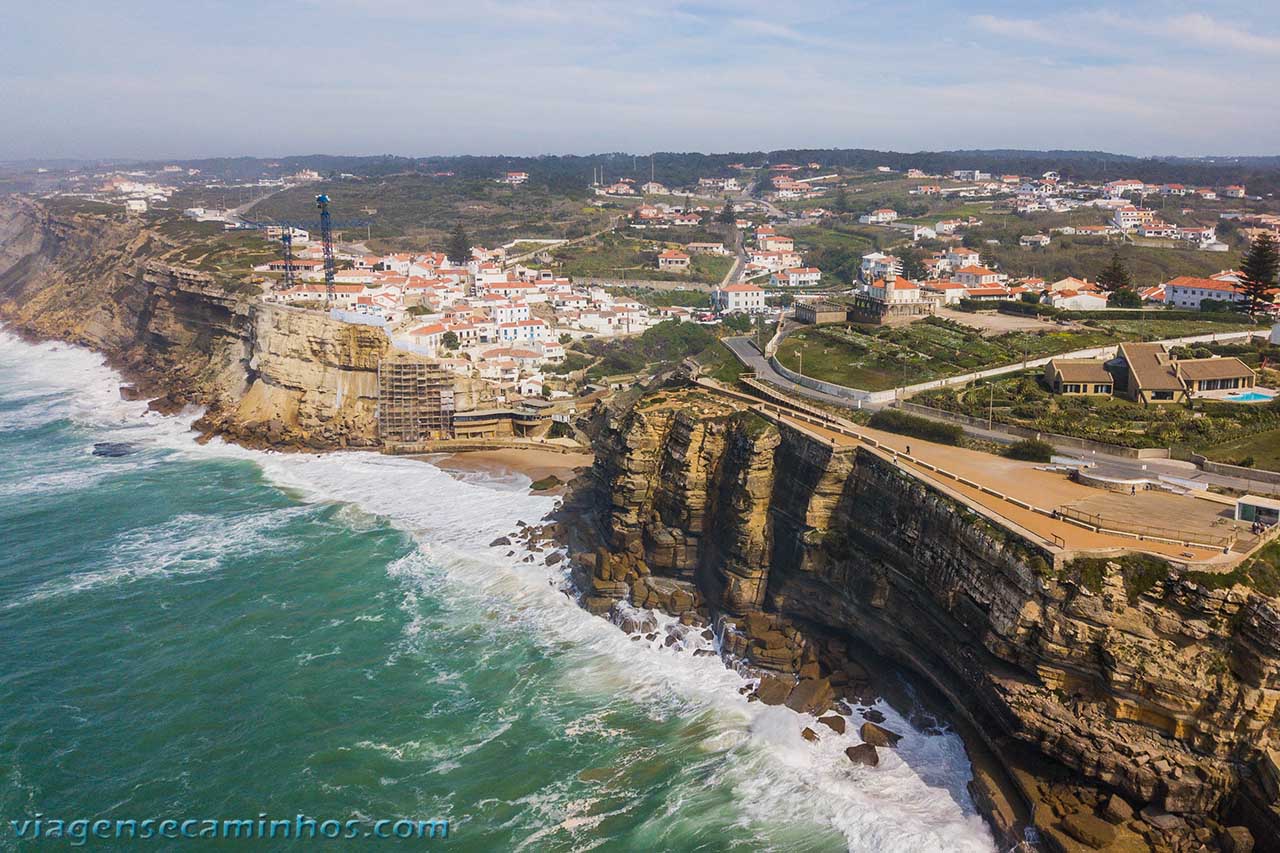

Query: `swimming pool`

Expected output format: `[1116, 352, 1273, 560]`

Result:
[1225, 391, 1276, 402]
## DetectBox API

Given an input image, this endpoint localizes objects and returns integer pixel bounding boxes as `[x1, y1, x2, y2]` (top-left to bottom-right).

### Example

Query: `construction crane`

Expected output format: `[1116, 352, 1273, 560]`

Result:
[316, 193, 336, 302]
[279, 229, 295, 291]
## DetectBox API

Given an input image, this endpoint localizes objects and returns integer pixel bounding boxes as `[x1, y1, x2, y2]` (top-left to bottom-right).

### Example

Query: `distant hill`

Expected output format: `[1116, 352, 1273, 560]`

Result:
[122, 147, 1280, 197]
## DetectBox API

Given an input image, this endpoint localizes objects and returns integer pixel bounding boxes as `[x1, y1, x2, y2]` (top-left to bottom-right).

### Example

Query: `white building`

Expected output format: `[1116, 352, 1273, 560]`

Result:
[498, 318, 550, 343]
[713, 284, 766, 314]
[769, 267, 822, 288]
[858, 208, 898, 225]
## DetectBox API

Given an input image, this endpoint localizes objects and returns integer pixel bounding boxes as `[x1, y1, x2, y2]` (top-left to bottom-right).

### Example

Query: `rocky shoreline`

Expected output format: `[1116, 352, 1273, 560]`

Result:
[540, 381, 1279, 853]
[4, 196, 1278, 852]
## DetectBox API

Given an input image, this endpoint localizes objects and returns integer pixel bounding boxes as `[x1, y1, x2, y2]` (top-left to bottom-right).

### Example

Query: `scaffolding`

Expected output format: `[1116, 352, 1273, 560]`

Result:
[376, 356, 455, 443]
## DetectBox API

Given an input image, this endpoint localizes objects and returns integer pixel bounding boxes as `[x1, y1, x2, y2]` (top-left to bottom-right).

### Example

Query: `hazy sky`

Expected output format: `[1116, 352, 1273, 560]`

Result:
[4, 0, 1278, 160]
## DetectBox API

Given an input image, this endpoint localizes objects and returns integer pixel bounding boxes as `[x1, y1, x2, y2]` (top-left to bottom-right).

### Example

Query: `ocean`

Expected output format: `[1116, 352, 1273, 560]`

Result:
[0, 329, 995, 852]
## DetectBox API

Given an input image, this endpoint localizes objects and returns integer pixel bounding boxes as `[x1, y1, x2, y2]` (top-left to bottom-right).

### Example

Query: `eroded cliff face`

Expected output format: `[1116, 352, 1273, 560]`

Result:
[573, 386, 1280, 852]
[0, 197, 393, 448]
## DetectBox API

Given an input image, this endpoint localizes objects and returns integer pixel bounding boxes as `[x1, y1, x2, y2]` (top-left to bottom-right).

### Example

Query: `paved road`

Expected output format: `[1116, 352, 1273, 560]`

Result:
[723, 336, 1278, 495]
[720, 228, 746, 287]
[723, 336, 875, 410]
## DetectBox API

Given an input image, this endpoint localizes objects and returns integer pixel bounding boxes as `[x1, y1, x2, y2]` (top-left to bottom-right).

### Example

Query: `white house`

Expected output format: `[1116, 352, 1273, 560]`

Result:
[498, 318, 550, 343]
[713, 283, 766, 314]
[1046, 290, 1108, 311]
[406, 323, 447, 356]
[955, 265, 1001, 287]
[1112, 206, 1156, 230]
[858, 208, 898, 225]
[866, 276, 922, 304]
[769, 267, 822, 288]
[860, 252, 901, 281]
[1162, 276, 1253, 310]
[658, 250, 691, 271]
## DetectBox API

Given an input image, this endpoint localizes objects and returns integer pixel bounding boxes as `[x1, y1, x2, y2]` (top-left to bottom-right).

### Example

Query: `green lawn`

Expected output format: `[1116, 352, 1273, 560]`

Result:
[1202, 427, 1280, 470]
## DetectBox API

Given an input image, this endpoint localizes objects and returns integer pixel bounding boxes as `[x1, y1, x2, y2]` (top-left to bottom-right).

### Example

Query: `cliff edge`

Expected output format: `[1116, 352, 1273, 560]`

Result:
[564, 384, 1280, 852]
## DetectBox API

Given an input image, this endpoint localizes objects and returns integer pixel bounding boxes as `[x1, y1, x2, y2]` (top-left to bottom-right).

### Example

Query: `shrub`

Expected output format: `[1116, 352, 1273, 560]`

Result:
[868, 409, 963, 445]
[1002, 439, 1054, 462]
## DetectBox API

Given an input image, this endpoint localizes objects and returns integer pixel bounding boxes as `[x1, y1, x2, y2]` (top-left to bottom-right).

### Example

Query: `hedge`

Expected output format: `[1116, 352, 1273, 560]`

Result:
[869, 409, 964, 445]
[1002, 439, 1054, 462]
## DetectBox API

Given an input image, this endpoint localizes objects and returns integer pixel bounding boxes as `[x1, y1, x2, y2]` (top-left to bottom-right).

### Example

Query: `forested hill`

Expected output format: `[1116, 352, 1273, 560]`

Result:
[126, 147, 1280, 197]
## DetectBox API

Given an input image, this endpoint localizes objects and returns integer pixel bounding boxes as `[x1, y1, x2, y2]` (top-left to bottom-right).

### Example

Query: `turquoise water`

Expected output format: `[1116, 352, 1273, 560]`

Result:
[0, 330, 993, 852]
[1225, 391, 1275, 402]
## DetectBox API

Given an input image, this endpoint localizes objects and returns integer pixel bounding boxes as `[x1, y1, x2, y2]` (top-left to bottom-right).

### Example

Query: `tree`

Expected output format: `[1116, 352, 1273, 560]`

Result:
[1096, 253, 1133, 293]
[446, 223, 470, 266]
[1108, 289, 1142, 308]
[833, 185, 850, 213]
[441, 331, 459, 350]
[717, 200, 736, 225]
[899, 248, 924, 280]
[1239, 233, 1279, 316]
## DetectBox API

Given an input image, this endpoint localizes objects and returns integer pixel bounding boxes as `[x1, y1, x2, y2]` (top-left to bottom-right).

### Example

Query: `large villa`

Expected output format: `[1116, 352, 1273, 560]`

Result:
[1045, 342, 1261, 404]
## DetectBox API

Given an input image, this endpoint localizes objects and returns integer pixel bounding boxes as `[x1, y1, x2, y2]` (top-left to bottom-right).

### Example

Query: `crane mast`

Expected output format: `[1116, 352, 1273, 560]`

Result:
[279, 230, 294, 291]
[316, 194, 336, 302]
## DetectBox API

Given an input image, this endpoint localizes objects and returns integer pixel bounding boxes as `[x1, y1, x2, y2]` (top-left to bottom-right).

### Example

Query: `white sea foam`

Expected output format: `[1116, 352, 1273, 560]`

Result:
[7, 505, 313, 607]
[0, 328, 997, 851]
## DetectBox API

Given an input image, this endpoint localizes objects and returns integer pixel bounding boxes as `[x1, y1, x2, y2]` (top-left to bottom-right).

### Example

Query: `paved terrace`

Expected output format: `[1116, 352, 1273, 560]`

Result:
[696, 378, 1259, 569]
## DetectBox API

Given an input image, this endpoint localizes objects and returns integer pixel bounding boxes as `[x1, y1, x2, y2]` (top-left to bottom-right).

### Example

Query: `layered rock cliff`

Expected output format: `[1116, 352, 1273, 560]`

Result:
[0, 197, 394, 448]
[569, 385, 1280, 852]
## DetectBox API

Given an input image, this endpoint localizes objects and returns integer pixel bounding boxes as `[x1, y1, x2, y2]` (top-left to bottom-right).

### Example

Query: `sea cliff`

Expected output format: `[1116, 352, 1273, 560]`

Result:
[563, 384, 1280, 852]
[0, 197, 401, 448]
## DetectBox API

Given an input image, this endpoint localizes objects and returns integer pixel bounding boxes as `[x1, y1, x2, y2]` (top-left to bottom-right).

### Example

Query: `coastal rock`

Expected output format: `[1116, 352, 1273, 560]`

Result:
[801, 727, 819, 743]
[859, 722, 902, 748]
[1219, 826, 1254, 853]
[755, 675, 792, 706]
[1103, 794, 1133, 824]
[817, 715, 846, 735]
[845, 744, 879, 767]
[784, 678, 833, 715]
[1060, 812, 1117, 849]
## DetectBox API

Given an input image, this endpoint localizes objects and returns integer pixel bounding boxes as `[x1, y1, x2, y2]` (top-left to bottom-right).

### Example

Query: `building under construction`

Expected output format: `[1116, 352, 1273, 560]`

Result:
[376, 354, 455, 445]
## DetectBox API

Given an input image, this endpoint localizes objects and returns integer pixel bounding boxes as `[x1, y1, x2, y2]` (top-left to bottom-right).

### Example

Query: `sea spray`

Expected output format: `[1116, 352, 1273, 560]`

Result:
[0, 329, 995, 852]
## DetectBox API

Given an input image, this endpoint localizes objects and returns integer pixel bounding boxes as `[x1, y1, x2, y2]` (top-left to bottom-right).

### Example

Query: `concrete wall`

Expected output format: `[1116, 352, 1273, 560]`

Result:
[1193, 454, 1280, 487]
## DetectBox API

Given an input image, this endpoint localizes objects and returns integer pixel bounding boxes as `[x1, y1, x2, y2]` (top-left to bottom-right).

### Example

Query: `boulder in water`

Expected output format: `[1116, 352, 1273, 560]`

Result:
[818, 714, 846, 734]
[800, 727, 819, 743]
[859, 721, 902, 748]
[845, 744, 878, 767]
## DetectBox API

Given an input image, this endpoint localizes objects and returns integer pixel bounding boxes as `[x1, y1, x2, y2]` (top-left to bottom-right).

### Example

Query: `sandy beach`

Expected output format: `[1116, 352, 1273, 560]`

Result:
[424, 448, 595, 492]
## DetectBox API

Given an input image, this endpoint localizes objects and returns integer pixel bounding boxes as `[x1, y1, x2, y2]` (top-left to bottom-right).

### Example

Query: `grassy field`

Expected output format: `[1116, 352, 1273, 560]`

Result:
[1202, 428, 1280, 470]
[547, 232, 731, 283]
[249, 174, 617, 249]
[774, 315, 1259, 392]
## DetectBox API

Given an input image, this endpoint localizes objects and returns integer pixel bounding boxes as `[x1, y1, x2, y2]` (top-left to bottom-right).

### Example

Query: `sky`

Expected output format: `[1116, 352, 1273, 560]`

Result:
[3, 0, 1279, 161]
